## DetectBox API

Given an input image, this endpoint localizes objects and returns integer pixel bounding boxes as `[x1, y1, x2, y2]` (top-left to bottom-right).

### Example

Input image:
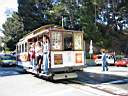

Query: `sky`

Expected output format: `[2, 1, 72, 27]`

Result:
[0, 0, 18, 31]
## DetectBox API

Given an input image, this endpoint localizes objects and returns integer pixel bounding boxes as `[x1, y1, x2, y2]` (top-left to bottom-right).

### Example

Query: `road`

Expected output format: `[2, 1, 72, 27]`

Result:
[0, 66, 128, 96]
[0, 67, 20, 76]
[79, 66, 128, 95]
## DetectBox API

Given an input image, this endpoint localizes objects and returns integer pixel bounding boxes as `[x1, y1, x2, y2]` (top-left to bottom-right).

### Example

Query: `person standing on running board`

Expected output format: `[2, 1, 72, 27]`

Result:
[28, 43, 36, 72]
[42, 35, 50, 74]
[35, 41, 43, 74]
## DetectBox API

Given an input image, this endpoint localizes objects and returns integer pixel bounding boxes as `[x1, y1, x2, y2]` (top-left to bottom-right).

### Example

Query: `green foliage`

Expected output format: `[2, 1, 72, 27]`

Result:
[18, 0, 54, 31]
[49, 2, 65, 26]
[2, 12, 24, 51]
[60, 0, 82, 30]
[2, 0, 128, 52]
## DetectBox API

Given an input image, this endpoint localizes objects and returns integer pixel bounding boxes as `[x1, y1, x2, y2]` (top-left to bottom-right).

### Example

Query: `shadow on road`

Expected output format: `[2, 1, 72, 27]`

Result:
[0, 66, 25, 77]
[76, 71, 128, 84]
[55, 71, 128, 85]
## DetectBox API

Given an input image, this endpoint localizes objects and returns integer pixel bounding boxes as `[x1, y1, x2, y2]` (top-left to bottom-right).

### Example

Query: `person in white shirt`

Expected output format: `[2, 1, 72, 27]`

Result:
[101, 51, 108, 71]
[42, 35, 50, 74]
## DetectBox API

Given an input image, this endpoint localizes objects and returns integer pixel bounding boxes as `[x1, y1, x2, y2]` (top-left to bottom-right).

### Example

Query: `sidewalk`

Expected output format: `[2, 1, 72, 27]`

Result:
[84, 66, 128, 77]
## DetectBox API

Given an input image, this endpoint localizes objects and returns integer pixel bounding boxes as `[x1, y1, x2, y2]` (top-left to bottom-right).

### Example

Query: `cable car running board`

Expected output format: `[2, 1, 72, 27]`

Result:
[53, 72, 78, 80]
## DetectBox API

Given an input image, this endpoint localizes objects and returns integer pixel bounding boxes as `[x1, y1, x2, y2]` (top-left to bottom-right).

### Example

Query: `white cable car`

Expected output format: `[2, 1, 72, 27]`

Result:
[16, 25, 86, 80]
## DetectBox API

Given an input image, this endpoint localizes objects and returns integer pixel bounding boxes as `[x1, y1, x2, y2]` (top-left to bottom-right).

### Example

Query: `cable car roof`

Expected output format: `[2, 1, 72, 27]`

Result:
[17, 24, 83, 44]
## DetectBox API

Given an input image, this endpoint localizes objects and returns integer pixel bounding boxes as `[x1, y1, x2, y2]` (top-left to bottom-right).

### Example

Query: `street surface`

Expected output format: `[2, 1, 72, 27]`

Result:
[0, 66, 128, 96]
[82, 66, 128, 95]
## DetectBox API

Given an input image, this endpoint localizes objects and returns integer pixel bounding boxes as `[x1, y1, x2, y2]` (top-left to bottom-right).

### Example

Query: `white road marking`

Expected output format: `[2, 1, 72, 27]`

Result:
[103, 79, 128, 84]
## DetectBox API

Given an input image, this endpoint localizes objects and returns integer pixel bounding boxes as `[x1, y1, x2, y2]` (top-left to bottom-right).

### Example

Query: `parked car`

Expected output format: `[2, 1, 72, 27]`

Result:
[93, 54, 115, 65]
[0, 54, 16, 66]
[115, 58, 128, 67]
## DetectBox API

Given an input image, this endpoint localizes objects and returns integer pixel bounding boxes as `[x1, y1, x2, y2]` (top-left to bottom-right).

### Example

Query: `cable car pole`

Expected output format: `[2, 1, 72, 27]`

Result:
[62, 16, 64, 28]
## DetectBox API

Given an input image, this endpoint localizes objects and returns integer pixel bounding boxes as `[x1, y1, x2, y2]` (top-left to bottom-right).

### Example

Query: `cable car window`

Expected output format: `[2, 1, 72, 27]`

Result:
[74, 33, 83, 50]
[25, 43, 27, 52]
[16, 45, 19, 53]
[51, 32, 62, 50]
[22, 44, 24, 52]
[19, 45, 21, 53]
[64, 33, 73, 51]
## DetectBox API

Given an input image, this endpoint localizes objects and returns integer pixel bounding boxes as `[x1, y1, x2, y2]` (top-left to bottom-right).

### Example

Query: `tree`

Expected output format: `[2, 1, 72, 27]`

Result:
[18, 0, 53, 31]
[97, 0, 127, 32]
[2, 12, 24, 50]
[58, 0, 82, 30]
[3, 0, 128, 52]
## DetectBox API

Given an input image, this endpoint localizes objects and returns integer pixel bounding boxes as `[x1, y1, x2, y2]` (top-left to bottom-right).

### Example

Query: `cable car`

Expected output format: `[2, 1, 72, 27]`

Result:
[16, 25, 86, 80]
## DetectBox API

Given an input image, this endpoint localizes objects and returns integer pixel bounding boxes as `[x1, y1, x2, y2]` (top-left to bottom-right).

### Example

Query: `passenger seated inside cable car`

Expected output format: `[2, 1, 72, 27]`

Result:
[64, 34, 73, 51]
